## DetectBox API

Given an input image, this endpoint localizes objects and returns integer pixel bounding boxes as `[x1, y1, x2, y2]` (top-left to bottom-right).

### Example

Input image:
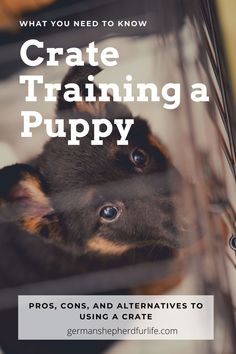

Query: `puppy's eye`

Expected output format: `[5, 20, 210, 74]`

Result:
[131, 148, 149, 168]
[99, 205, 120, 222]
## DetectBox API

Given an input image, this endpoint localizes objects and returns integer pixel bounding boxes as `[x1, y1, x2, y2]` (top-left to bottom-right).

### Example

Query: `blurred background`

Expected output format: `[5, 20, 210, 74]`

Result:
[0, 0, 236, 353]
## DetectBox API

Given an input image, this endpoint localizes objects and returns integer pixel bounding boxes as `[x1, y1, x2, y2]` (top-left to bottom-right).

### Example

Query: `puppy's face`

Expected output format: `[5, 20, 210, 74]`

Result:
[35, 114, 183, 255]
[0, 66, 190, 258]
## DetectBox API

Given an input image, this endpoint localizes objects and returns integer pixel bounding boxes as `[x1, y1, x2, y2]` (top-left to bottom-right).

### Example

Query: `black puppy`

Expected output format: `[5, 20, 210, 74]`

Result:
[0, 65, 187, 354]
[1, 65, 185, 253]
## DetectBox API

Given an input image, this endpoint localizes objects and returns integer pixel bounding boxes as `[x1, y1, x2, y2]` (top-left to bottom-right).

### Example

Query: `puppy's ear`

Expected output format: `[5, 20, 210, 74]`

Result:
[57, 63, 133, 119]
[0, 164, 55, 236]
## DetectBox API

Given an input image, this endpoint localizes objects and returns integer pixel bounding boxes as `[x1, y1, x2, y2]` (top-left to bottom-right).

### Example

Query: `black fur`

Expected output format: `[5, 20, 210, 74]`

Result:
[0, 64, 185, 354]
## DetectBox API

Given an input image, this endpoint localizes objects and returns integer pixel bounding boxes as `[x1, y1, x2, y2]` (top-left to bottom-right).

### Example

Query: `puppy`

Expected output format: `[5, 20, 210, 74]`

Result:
[0, 64, 190, 354]
[1, 65, 187, 251]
